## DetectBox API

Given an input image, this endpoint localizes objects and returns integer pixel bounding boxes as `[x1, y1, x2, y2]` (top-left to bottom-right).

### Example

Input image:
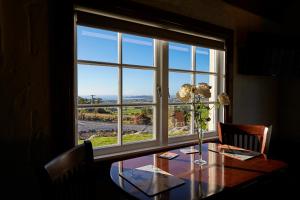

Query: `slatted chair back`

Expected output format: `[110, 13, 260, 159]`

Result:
[44, 140, 94, 200]
[217, 122, 272, 154]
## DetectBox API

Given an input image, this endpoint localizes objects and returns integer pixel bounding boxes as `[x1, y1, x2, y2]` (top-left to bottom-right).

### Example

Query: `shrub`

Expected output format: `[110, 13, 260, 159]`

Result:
[133, 113, 151, 125]
[96, 108, 109, 114]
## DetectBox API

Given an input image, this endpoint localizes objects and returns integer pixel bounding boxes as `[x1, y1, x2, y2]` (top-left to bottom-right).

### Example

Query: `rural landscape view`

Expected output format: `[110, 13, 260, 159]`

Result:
[77, 25, 212, 147]
[77, 95, 211, 147]
[77, 95, 195, 146]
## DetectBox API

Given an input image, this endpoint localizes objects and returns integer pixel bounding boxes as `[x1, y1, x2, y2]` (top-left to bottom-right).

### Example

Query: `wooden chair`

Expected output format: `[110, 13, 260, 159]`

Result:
[43, 140, 95, 200]
[217, 122, 272, 154]
[174, 111, 185, 127]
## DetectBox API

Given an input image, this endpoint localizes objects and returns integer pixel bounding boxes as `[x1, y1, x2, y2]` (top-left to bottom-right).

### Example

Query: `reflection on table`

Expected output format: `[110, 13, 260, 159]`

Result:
[110, 143, 287, 200]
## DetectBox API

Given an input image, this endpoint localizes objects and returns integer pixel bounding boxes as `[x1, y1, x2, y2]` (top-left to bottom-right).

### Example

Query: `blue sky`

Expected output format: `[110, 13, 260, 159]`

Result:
[77, 25, 211, 96]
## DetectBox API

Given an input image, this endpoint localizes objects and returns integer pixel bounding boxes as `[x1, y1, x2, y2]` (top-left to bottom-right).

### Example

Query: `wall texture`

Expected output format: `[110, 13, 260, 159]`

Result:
[0, 0, 51, 198]
[277, 1, 300, 161]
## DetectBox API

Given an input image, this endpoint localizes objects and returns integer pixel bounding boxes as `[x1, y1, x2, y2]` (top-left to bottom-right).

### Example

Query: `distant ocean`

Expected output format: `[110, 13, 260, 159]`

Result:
[79, 95, 154, 101]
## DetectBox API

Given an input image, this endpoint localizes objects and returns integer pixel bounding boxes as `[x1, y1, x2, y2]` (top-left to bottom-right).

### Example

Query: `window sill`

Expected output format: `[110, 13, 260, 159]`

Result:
[94, 136, 218, 163]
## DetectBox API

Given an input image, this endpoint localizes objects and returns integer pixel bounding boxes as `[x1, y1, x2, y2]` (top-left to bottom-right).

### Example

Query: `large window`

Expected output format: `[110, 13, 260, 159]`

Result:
[75, 17, 226, 155]
[77, 26, 157, 150]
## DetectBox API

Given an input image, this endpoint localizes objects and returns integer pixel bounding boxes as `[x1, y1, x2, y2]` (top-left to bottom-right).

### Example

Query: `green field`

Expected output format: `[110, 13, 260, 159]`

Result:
[79, 133, 153, 146]
[78, 130, 188, 147]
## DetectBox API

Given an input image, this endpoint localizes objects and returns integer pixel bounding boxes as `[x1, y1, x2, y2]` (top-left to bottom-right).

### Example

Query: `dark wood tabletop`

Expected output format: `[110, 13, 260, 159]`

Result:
[110, 143, 287, 200]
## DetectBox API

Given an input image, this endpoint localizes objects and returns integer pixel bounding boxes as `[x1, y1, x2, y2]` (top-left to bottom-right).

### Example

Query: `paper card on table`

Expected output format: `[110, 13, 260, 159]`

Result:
[180, 147, 199, 154]
[220, 148, 261, 161]
[136, 165, 172, 175]
[119, 165, 185, 196]
[158, 152, 179, 159]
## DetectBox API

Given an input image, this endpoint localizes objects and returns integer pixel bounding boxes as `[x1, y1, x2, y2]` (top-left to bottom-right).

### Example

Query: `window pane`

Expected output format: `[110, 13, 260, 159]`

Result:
[168, 105, 191, 137]
[195, 74, 217, 102]
[77, 107, 118, 147]
[199, 104, 216, 133]
[78, 65, 118, 105]
[169, 42, 191, 70]
[122, 106, 154, 144]
[123, 68, 154, 103]
[122, 34, 154, 66]
[219, 50, 226, 75]
[169, 72, 192, 103]
[196, 47, 212, 72]
[77, 26, 118, 63]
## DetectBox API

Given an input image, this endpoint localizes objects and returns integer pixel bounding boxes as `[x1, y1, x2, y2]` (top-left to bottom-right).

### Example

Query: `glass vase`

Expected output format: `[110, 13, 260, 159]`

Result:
[194, 127, 207, 165]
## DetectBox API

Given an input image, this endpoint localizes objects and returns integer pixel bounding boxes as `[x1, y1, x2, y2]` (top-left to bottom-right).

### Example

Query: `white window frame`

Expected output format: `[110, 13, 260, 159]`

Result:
[75, 28, 160, 156]
[74, 13, 226, 157]
[165, 44, 226, 144]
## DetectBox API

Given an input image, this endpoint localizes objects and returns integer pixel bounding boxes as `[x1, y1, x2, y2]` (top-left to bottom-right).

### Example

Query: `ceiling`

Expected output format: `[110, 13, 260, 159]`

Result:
[224, 0, 294, 23]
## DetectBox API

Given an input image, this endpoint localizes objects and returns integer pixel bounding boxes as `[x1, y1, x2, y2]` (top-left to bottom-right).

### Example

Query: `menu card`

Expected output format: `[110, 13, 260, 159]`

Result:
[180, 147, 199, 154]
[119, 165, 185, 196]
[220, 147, 261, 161]
[158, 152, 179, 159]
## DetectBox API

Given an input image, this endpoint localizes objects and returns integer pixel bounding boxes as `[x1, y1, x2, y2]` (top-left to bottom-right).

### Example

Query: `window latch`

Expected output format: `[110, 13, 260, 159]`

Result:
[156, 85, 162, 98]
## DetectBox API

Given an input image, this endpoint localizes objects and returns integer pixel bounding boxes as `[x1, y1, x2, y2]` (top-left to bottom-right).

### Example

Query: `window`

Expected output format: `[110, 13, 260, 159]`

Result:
[168, 43, 225, 142]
[77, 26, 157, 151]
[75, 11, 227, 156]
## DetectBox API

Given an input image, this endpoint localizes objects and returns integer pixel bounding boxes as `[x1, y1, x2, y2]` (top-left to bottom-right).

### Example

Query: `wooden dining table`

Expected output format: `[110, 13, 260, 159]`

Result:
[110, 143, 287, 200]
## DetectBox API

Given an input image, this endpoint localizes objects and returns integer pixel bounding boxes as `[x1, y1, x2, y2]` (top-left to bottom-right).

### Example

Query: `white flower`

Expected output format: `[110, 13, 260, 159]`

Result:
[176, 92, 191, 102]
[218, 93, 230, 105]
[196, 83, 211, 98]
[179, 84, 193, 97]
[175, 82, 230, 135]
[176, 84, 193, 102]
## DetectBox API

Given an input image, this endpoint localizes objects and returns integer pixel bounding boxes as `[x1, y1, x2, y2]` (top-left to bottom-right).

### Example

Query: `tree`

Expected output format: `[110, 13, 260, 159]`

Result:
[78, 96, 89, 104]
[96, 108, 109, 114]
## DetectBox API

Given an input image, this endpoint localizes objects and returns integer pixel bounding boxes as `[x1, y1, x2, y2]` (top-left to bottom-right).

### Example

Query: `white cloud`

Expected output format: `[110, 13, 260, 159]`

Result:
[196, 49, 209, 55]
[81, 30, 117, 41]
[123, 38, 153, 46]
[169, 45, 189, 52]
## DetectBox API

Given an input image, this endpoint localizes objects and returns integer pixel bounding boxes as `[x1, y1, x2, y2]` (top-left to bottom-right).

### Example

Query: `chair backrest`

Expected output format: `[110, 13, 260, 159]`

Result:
[175, 111, 185, 127]
[217, 122, 272, 154]
[43, 140, 94, 200]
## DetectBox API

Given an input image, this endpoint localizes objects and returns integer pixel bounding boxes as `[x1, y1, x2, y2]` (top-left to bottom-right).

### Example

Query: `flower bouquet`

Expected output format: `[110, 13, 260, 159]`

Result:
[176, 83, 230, 165]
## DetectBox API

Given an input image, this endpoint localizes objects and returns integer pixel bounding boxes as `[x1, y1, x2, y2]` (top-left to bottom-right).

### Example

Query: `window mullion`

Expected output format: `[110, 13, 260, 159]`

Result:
[160, 41, 168, 146]
[217, 51, 226, 123]
[118, 32, 123, 146]
[191, 46, 196, 135]
[208, 49, 215, 132]
[154, 39, 159, 142]
[74, 14, 79, 145]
